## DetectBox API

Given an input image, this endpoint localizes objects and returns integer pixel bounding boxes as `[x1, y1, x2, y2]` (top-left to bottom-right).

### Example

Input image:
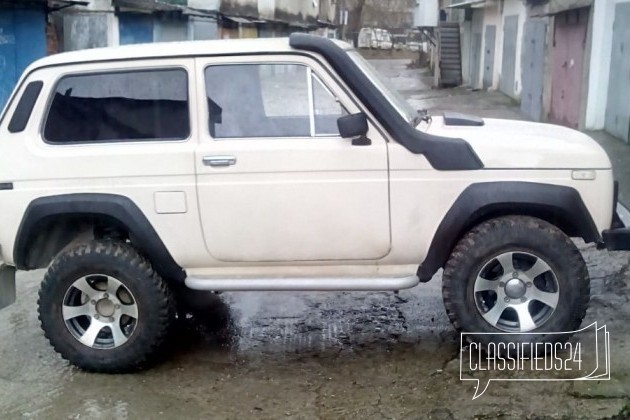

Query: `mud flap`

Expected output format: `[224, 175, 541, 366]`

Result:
[0, 264, 16, 310]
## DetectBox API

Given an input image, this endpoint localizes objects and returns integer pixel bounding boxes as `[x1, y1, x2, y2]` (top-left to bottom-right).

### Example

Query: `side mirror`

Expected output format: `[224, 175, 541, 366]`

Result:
[337, 113, 371, 146]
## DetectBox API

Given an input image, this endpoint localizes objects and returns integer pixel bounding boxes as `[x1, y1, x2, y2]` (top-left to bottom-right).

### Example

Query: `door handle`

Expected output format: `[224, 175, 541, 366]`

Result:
[203, 156, 237, 167]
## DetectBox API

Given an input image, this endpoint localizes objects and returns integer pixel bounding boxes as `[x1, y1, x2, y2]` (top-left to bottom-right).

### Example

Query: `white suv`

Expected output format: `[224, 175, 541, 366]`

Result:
[0, 34, 628, 372]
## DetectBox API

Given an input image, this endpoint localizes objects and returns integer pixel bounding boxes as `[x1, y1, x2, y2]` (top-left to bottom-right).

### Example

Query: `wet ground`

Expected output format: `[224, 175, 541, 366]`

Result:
[1, 59, 629, 419]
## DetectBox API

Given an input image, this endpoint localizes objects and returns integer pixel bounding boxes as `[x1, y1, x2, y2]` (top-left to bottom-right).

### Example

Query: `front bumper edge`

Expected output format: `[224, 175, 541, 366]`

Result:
[602, 201, 630, 251]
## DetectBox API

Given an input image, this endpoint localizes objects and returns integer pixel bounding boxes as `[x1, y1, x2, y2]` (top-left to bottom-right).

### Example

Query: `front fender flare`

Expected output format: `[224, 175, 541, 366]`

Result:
[417, 182, 600, 282]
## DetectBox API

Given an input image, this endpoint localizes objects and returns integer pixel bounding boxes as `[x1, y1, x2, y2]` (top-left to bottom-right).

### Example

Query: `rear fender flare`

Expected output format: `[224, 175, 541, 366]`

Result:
[14, 193, 185, 282]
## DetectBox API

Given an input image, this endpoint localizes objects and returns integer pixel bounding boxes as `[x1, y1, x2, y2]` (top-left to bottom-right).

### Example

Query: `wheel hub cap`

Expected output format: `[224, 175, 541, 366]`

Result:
[504, 278, 526, 299]
[96, 298, 115, 317]
[62, 274, 139, 349]
[473, 251, 560, 332]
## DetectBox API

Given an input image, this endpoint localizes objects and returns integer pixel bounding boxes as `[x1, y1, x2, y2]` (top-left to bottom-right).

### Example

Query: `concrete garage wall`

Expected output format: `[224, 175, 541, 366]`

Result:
[222, 0, 320, 23]
[154, 17, 188, 42]
[187, 0, 220, 40]
[64, 0, 118, 49]
[189, 17, 218, 40]
[63, 13, 110, 51]
[220, 0, 258, 17]
[188, 0, 221, 9]
[604, 2, 630, 142]
[585, 0, 630, 131]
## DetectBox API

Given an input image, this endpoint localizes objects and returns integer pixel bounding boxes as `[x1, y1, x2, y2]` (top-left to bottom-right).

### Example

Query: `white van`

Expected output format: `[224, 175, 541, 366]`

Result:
[357, 28, 374, 49]
[380, 31, 393, 50]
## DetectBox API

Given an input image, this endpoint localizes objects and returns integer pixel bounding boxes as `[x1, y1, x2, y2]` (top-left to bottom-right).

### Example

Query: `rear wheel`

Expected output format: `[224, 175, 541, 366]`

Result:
[442, 216, 590, 347]
[38, 240, 175, 372]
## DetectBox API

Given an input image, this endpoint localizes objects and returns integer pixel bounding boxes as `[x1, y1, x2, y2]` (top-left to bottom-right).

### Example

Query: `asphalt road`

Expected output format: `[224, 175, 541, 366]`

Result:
[0, 59, 628, 419]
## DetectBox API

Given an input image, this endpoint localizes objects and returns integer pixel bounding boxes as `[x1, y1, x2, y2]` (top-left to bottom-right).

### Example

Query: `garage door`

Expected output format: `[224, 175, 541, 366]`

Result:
[605, 2, 630, 142]
[483, 25, 496, 89]
[521, 20, 547, 121]
[500, 15, 519, 98]
[549, 8, 589, 129]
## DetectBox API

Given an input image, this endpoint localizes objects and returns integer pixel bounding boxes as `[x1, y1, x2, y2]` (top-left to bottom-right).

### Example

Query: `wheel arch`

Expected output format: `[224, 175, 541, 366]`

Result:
[14, 193, 185, 283]
[417, 182, 600, 282]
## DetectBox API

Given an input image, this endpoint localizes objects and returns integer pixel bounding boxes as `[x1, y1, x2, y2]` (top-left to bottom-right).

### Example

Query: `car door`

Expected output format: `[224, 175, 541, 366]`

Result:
[194, 54, 391, 263]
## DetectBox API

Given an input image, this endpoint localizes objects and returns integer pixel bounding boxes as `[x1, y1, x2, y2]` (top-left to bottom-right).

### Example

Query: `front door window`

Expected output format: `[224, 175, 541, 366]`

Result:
[204, 63, 346, 139]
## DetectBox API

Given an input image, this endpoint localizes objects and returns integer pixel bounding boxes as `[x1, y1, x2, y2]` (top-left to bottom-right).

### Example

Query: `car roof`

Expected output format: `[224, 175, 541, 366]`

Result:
[27, 37, 353, 72]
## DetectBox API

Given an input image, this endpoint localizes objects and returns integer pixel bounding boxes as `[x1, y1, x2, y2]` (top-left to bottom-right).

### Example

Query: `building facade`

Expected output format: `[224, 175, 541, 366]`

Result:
[0, 1, 71, 110]
[433, 0, 630, 143]
[0, 0, 338, 110]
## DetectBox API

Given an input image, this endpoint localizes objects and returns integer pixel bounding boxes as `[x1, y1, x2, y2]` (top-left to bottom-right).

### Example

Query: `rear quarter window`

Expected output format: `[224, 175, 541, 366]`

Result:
[7, 81, 43, 133]
[43, 68, 190, 143]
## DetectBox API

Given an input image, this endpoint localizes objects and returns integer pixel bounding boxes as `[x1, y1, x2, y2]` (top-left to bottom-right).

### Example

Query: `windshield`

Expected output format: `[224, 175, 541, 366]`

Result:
[347, 50, 417, 124]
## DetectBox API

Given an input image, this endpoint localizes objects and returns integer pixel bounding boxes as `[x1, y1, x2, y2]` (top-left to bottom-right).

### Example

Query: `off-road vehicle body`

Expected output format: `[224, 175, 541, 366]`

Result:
[0, 34, 628, 372]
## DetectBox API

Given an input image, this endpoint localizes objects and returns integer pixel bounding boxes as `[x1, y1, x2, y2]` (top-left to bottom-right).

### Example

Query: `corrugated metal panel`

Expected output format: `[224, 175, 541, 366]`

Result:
[119, 13, 154, 45]
[520, 19, 547, 121]
[605, 2, 630, 142]
[0, 9, 46, 110]
[483, 24, 496, 89]
[500, 15, 518, 97]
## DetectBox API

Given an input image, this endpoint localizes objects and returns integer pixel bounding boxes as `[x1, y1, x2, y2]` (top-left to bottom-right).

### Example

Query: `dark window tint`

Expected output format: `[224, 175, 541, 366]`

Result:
[8, 81, 43, 133]
[44, 69, 189, 143]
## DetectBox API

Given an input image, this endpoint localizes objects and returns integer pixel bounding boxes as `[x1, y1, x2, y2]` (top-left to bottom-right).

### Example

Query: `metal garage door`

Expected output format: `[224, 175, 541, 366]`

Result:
[500, 15, 519, 97]
[155, 19, 188, 42]
[483, 25, 496, 89]
[470, 9, 483, 89]
[0, 9, 46, 111]
[605, 2, 630, 142]
[119, 13, 154, 45]
[549, 8, 589, 129]
[520, 19, 547, 121]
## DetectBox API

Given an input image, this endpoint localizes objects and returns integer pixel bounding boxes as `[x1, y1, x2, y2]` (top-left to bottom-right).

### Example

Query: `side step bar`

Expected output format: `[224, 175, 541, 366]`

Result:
[185, 275, 420, 292]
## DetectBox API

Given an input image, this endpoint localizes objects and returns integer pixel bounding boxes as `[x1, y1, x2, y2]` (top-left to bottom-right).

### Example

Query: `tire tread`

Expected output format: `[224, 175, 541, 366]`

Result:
[38, 240, 175, 373]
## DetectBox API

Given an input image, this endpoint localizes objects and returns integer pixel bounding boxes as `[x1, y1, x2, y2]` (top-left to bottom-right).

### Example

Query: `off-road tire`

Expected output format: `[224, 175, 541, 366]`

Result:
[38, 240, 175, 372]
[442, 215, 590, 348]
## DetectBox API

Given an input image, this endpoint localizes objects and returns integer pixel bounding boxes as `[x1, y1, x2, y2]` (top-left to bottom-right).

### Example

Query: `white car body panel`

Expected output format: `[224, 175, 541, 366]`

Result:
[0, 38, 616, 281]
[429, 117, 612, 169]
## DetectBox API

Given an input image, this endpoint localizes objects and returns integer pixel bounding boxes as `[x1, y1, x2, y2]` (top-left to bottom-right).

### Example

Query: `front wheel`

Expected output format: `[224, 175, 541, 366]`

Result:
[442, 216, 590, 347]
[38, 240, 175, 372]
